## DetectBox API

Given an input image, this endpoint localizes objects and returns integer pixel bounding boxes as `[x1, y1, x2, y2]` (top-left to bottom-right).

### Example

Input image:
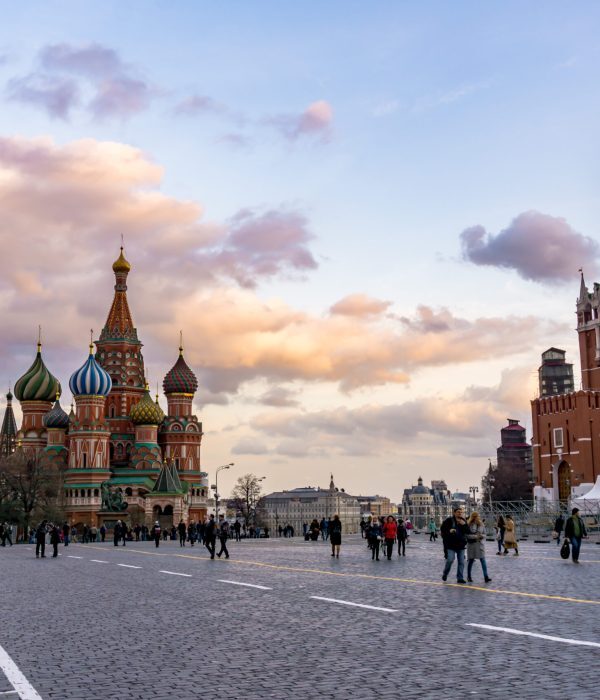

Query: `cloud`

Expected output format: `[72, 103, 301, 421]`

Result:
[267, 100, 333, 142]
[7, 43, 155, 120]
[460, 211, 599, 283]
[175, 94, 226, 116]
[6, 74, 79, 119]
[0, 135, 564, 406]
[250, 370, 532, 459]
[40, 43, 125, 79]
[232, 437, 269, 455]
[89, 76, 154, 119]
[330, 294, 392, 318]
[217, 133, 251, 149]
[258, 387, 300, 407]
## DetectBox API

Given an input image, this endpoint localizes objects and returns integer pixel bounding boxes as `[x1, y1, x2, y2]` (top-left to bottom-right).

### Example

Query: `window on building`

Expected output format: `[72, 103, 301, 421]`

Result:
[553, 428, 564, 449]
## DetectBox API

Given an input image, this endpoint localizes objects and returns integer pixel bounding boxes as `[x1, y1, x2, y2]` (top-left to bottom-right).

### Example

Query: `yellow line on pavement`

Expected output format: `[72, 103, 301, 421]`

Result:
[77, 545, 600, 606]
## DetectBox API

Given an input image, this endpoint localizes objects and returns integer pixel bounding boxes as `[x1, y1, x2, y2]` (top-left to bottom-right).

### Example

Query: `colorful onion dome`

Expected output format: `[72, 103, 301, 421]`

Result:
[14, 343, 61, 402]
[163, 345, 198, 395]
[131, 385, 165, 425]
[69, 343, 112, 397]
[112, 246, 131, 273]
[43, 395, 70, 429]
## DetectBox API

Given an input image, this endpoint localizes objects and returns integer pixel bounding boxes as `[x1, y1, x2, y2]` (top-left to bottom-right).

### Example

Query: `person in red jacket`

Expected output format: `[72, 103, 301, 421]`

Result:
[382, 516, 397, 560]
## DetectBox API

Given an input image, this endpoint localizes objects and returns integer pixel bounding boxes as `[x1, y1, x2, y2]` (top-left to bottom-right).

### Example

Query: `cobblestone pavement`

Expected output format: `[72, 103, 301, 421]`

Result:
[1, 534, 599, 699]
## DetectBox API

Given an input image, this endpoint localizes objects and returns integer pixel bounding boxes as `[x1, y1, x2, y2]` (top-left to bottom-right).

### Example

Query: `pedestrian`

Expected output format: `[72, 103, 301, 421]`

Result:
[396, 518, 407, 556]
[90, 525, 97, 543]
[564, 507, 588, 563]
[100, 524, 106, 542]
[217, 521, 230, 559]
[405, 519, 413, 541]
[50, 523, 60, 558]
[152, 521, 161, 547]
[441, 506, 469, 583]
[382, 516, 397, 560]
[187, 521, 196, 546]
[553, 514, 565, 546]
[2, 522, 13, 546]
[329, 514, 342, 558]
[121, 523, 128, 546]
[466, 512, 492, 583]
[35, 520, 47, 558]
[495, 515, 505, 555]
[178, 520, 187, 547]
[309, 519, 320, 541]
[367, 518, 382, 561]
[233, 520, 241, 542]
[113, 521, 122, 547]
[502, 516, 519, 556]
[134, 524, 141, 542]
[205, 515, 217, 559]
[162, 527, 168, 541]
[428, 518, 437, 542]
[0, 523, 4, 546]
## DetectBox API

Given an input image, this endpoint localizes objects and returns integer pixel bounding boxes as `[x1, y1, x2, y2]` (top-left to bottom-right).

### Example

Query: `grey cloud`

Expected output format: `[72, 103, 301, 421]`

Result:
[232, 437, 269, 455]
[40, 43, 125, 79]
[460, 211, 599, 283]
[6, 74, 79, 119]
[258, 387, 300, 407]
[175, 94, 226, 116]
[89, 76, 154, 119]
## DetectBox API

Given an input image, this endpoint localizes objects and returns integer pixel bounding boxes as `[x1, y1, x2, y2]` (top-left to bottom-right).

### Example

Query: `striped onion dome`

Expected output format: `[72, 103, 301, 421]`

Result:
[130, 385, 165, 425]
[14, 343, 61, 402]
[69, 344, 112, 397]
[163, 347, 198, 395]
[43, 395, 69, 429]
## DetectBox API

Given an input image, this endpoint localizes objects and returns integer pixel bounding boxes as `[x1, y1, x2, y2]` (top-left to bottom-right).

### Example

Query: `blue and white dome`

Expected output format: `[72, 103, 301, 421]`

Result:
[69, 345, 112, 397]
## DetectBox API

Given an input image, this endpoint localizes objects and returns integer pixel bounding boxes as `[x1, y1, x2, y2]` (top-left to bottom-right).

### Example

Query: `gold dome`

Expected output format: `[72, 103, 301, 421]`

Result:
[130, 386, 165, 426]
[112, 246, 131, 273]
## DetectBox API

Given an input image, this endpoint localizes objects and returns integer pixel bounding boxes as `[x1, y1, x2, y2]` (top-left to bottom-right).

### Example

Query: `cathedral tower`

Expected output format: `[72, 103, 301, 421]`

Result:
[0, 390, 17, 457]
[14, 341, 61, 454]
[95, 248, 146, 465]
[576, 272, 600, 390]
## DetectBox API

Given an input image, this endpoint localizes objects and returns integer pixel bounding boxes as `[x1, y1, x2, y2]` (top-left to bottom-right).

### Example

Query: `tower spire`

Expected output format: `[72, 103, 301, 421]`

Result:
[179, 330, 183, 356]
[0, 389, 17, 457]
[578, 268, 588, 304]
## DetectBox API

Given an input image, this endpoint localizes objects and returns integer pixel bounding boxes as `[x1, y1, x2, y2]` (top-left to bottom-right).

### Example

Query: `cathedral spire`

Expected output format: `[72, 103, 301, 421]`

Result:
[578, 268, 588, 305]
[100, 248, 138, 342]
[0, 389, 17, 457]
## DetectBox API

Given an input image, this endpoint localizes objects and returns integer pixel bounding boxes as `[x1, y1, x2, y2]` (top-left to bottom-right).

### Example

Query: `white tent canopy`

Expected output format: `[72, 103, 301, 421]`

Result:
[573, 476, 600, 504]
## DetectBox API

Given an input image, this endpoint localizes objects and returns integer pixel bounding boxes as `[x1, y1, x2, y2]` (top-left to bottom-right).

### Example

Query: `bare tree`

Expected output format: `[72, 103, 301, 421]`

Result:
[0, 450, 65, 535]
[231, 473, 264, 525]
[482, 461, 532, 502]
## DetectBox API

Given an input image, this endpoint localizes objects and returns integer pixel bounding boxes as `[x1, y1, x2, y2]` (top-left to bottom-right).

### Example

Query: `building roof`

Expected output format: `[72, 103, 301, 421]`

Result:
[69, 345, 112, 397]
[152, 462, 183, 493]
[14, 343, 61, 402]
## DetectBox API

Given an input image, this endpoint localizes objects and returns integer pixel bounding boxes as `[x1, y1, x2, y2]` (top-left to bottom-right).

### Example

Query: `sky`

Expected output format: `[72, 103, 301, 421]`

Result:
[1, 1, 600, 501]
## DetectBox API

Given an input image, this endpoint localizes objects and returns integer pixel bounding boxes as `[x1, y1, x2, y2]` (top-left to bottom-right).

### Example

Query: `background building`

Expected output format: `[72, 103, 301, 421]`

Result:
[538, 348, 574, 397]
[355, 494, 395, 518]
[531, 274, 600, 500]
[261, 475, 361, 534]
[400, 477, 453, 527]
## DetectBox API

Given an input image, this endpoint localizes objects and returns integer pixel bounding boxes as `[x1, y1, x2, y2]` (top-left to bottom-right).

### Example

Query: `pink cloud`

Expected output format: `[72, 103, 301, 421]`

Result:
[267, 100, 333, 142]
[460, 211, 599, 283]
[330, 294, 392, 318]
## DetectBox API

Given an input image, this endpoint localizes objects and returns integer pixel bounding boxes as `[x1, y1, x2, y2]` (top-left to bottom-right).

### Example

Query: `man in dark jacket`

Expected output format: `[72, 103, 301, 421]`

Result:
[177, 520, 187, 547]
[440, 507, 469, 583]
[152, 521, 161, 547]
[35, 520, 47, 558]
[564, 507, 587, 563]
[554, 514, 565, 546]
[50, 524, 60, 557]
[113, 520, 122, 547]
[205, 515, 217, 559]
[216, 521, 230, 558]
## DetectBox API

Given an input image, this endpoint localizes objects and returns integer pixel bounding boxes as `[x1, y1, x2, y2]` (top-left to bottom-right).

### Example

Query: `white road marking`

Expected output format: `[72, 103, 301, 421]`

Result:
[218, 579, 272, 590]
[0, 691, 18, 695]
[117, 564, 142, 569]
[159, 570, 192, 577]
[90, 559, 108, 564]
[67, 556, 82, 559]
[0, 642, 43, 700]
[310, 596, 397, 613]
[467, 623, 600, 648]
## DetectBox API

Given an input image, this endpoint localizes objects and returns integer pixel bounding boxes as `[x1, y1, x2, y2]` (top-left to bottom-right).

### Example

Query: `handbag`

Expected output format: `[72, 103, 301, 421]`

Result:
[560, 540, 570, 560]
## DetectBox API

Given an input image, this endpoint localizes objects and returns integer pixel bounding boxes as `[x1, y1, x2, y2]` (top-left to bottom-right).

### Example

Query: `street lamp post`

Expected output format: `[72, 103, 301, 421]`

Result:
[469, 485, 479, 513]
[250, 476, 266, 528]
[213, 463, 234, 523]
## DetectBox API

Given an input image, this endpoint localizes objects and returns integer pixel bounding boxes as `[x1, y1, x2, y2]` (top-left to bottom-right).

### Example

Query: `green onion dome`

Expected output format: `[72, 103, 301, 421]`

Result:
[43, 395, 69, 429]
[130, 385, 165, 425]
[14, 343, 61, 402]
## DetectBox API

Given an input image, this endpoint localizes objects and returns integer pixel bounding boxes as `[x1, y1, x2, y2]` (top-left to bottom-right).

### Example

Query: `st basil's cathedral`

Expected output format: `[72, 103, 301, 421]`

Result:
[2, 248, 209, 529]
